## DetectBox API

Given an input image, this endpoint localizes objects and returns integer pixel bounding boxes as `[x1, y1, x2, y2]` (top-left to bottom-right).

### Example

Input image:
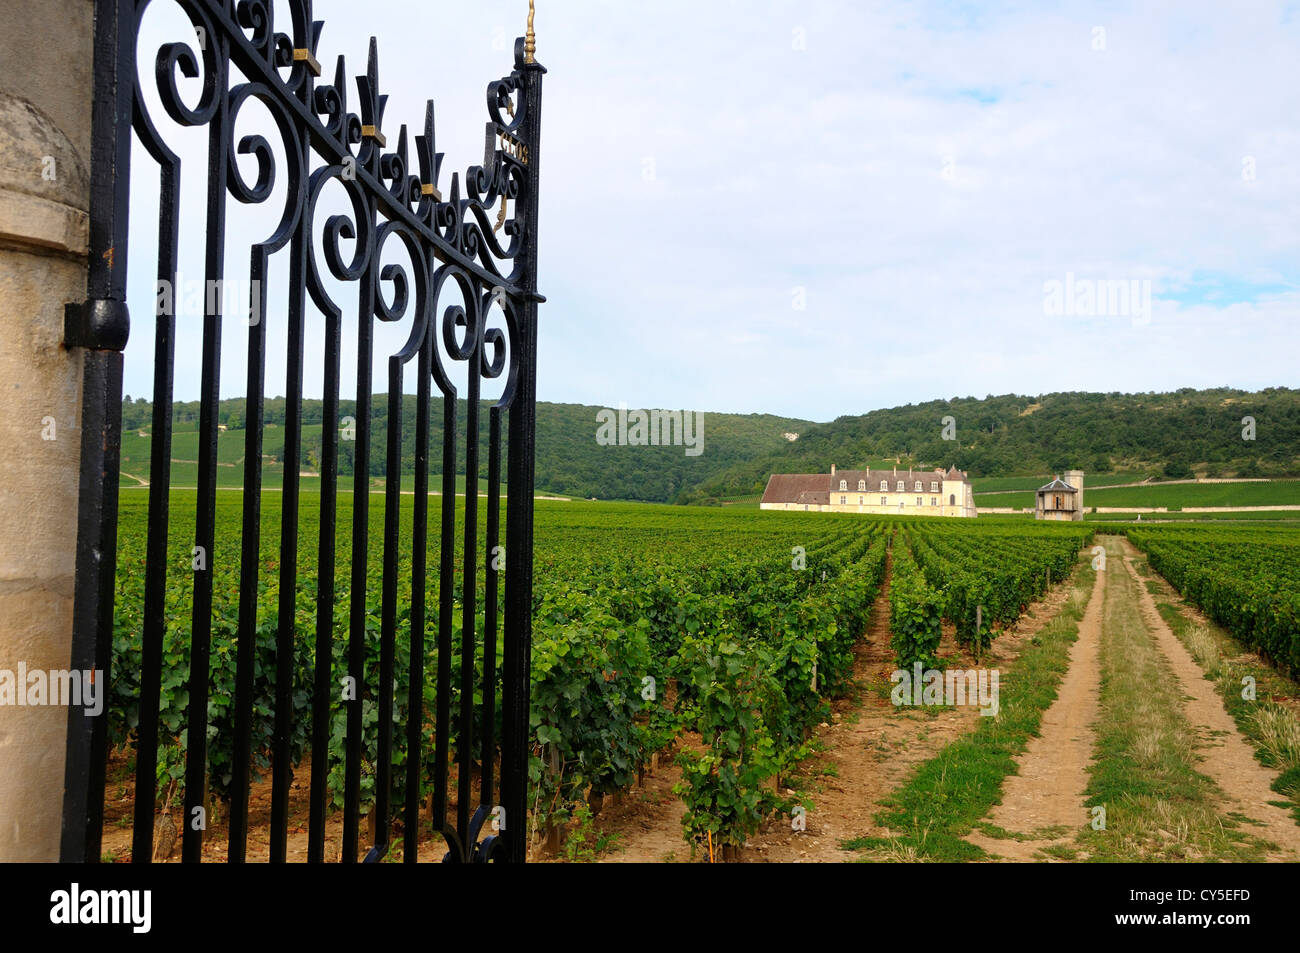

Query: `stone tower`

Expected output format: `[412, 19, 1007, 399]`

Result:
[1064, 470, 1085, 518]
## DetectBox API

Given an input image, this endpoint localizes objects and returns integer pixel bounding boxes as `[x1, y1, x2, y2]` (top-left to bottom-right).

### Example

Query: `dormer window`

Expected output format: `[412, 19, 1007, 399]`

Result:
[858, 480, 866, 491]
[896, 481, 904, 492]
[880, 480, 888, 491]
[930, 481, 938, 493]
[914, 481, 922, 492]
[839, 479, 847, 491]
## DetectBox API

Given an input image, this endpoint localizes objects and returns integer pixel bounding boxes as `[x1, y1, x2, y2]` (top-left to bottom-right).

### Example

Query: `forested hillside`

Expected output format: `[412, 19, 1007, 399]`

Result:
[690, 388, 1300, 500]
[118, 396, 812, 503]
[119, 387, 1299, 503]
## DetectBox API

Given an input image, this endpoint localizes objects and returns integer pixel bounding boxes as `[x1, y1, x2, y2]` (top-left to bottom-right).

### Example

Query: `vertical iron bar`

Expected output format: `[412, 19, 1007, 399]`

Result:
[271, 221, 309, 860]
[61, 0, 135, 866]
[459, 329, 481, 844]
[480, 407, 501, 809]
[433, 397, 456, 827]
[344, 195, 378, 863]
[61, 354, 125, 863]
[228, 251, 269, 861]
[501, 58, 544, 864]
[405, 333, 431, 861]
[131, 154, 179, 864]
[376, 362, 403, 852]
[308, 305, 343, 863]
[181, 52, 230, 864]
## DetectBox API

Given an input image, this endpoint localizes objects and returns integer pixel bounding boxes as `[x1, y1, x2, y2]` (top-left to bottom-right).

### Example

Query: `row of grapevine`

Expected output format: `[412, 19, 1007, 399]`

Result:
[1126, 526, 1300, 676]
[673, 528, 889, 850]
[888, 539, 943, 668]
[528, 517, 891, 851]
[891, 521, 1092, 658]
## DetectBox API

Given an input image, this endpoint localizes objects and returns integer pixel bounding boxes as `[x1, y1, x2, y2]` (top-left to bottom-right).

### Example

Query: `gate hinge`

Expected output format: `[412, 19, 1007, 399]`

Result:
[64, 298, 130, 351]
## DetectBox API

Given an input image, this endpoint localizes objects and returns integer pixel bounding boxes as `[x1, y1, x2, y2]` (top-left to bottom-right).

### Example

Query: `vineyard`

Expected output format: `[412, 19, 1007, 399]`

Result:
[1122, 525, 1300, 676]
[105, 494, 1102, 858]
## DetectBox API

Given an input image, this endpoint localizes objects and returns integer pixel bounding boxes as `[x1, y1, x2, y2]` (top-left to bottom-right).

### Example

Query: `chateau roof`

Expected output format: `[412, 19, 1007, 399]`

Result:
[762, 466, 970, 505]
[761, 473, 830, 506]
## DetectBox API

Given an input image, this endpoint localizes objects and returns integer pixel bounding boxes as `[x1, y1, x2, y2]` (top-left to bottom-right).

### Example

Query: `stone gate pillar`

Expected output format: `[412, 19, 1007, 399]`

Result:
[0, 0, 93, 862]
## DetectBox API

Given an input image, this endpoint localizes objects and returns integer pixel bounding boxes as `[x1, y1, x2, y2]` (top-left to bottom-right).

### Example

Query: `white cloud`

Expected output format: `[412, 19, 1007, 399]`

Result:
[121, 0, 1300, 421]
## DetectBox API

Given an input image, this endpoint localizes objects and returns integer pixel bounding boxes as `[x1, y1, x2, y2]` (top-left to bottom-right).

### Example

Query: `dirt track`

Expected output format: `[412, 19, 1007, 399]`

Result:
[966, 565, 1104, 859]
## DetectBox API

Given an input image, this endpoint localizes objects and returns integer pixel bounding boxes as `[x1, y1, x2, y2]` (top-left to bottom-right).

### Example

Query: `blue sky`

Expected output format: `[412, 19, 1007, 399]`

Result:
[122, 0, 1300, 422]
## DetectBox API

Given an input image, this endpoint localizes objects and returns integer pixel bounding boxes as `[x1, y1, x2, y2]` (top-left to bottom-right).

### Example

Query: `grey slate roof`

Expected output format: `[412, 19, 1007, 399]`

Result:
[762, 467, 969, 504]
[1037, 477, 1078, 493]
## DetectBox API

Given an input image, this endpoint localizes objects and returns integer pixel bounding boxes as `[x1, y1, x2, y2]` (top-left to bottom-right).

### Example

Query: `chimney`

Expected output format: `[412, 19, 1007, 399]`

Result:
[830, 464, 835, 476]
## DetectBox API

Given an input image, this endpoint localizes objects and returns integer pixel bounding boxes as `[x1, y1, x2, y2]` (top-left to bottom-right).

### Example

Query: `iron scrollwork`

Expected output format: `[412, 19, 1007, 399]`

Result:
[62, 0, 545, 865]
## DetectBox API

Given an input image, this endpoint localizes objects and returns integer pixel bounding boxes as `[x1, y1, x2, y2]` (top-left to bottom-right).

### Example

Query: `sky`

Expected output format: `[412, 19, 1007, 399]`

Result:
[122, 0, 1300, 422]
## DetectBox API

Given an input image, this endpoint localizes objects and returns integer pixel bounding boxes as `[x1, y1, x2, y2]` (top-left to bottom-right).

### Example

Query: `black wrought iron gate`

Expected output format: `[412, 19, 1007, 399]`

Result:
[60, 0, 544, 863]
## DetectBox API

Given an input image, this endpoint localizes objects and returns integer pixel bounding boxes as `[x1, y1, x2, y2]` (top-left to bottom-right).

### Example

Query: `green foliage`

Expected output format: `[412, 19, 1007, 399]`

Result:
[526, 511, 888, 850]
[889, 541, 944, 669]
[119, 396, 813, 504]
[1129, 526, 1300, 676]
[906, 521, 1091, 655]
[689, 387, 1300, 498]
[673, 639, 786, 849]
[529, 596, 652, 814]
[560, 802, 621, 861]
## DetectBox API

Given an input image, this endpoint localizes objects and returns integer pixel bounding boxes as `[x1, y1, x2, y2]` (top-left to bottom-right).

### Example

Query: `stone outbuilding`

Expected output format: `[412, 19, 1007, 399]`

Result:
[1035, 470, 1085, 521]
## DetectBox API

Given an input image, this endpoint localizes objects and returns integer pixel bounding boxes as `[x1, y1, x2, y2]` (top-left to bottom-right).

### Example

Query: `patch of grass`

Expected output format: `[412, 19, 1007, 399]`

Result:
[845, 556, 1095, 861]
[973, 822, 1029, 841]
[1040, 843, 1079, 860]
[1251, 705, 1300, 765]
[863, 671, 899, 704]
[981, 481, 1300, 511]
[846, 838, 931, 863]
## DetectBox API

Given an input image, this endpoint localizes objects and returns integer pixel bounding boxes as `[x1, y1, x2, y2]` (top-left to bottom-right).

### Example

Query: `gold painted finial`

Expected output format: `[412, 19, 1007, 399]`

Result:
[525, 0, 536, 64]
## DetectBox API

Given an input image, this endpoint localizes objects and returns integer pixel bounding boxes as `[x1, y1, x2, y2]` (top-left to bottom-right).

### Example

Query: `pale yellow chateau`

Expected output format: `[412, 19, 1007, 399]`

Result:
[760, 465, 977, 518]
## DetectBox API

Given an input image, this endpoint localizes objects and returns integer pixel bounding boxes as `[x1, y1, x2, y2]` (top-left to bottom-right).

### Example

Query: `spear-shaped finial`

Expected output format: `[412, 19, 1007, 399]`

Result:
[525, 0, 536, 64]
